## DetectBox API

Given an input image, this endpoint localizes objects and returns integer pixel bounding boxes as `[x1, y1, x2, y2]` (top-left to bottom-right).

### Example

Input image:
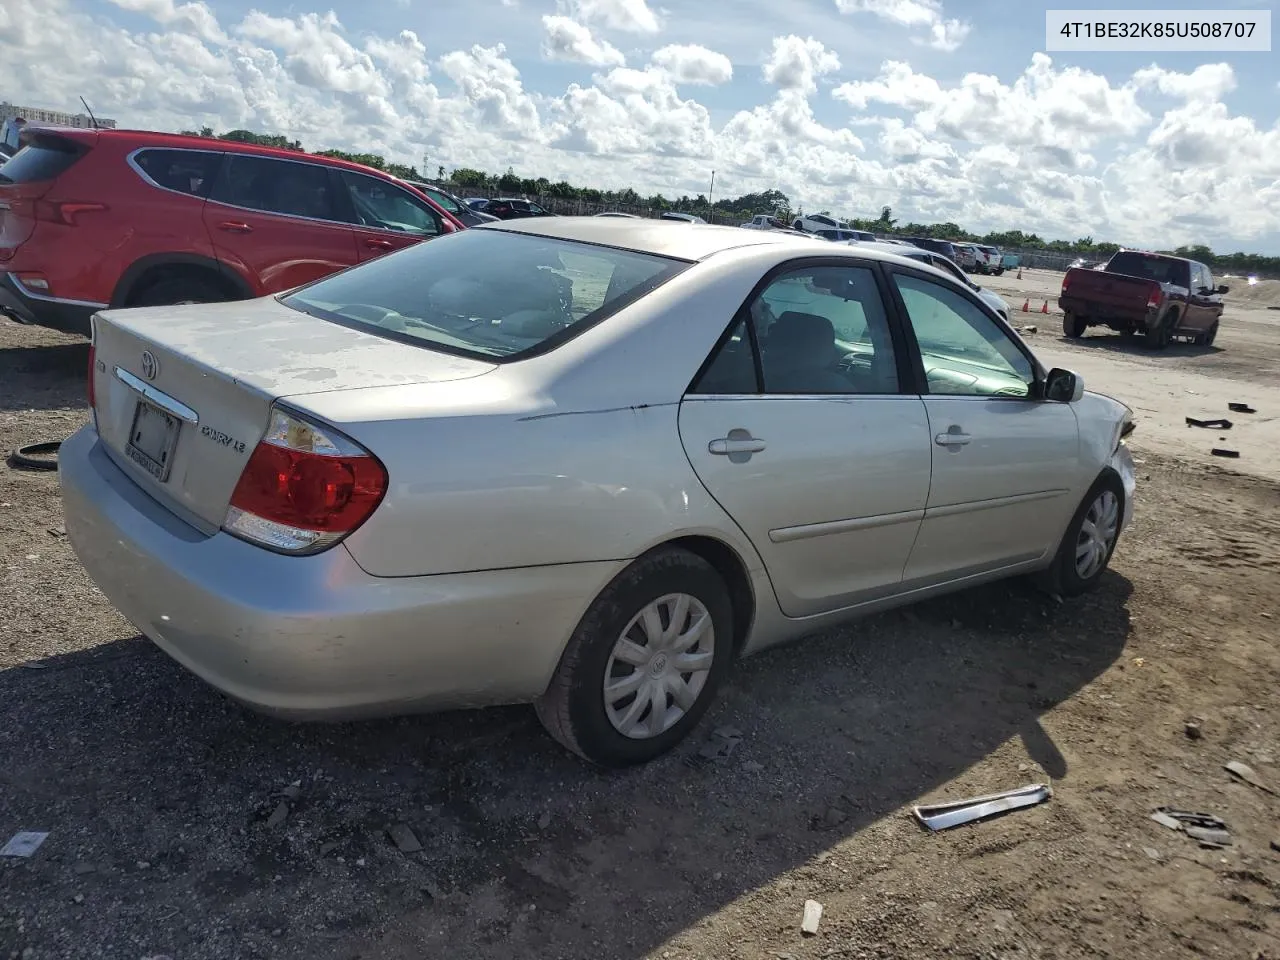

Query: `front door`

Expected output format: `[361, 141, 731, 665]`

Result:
[335, 169, 447, 263]
[678, 262, 932, 618]
[203, 154, 358, 292]
[1182, 262, 1219, 335]
[886, 269, 1083, 585]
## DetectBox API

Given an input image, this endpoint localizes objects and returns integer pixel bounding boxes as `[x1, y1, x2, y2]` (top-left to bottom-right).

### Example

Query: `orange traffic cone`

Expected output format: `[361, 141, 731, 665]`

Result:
[1040, 300, 1049, 313]
[1021, 299, 1030, 312]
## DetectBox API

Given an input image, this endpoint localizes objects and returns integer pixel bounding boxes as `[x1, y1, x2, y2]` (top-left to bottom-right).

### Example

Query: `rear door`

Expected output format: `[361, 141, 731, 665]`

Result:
[678, 260, 932, 617]
[335, 170, 445, 263]
[886, 267, 1083, 584]
[202, 153, 358, 292]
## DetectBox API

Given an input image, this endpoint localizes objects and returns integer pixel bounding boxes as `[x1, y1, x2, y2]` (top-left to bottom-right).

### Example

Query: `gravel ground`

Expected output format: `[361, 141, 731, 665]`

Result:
[2, 307, 1279, 960]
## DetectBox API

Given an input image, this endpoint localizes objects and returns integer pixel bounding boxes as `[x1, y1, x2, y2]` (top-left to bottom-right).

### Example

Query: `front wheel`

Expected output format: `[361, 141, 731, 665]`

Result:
[1197, 320, 1220, 346]
[1036, 475, 1125, 597]
[535, 548, 735, 766]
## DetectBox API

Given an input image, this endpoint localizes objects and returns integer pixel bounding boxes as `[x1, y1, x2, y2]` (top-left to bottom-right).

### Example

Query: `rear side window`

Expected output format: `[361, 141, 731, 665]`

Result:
[210, 155, 337, 221]
[133, 149, 220, 197]
[281, 228, 688, 361]
[0, 139, 85, 184]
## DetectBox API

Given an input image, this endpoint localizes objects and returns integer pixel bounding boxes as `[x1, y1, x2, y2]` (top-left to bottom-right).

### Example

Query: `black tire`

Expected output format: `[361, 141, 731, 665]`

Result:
[535, 547, 735, 767]
[1062, 311, 1086, 338]
[1199, 320, 1219, 346]
[130, 275, 228, 307]
[1147, 315, 1172, 350]
[1035, 473, 1125, 598]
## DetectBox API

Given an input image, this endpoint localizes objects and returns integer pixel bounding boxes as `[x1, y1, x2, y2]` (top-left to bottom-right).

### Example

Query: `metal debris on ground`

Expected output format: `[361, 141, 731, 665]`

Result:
[685, 726, 743, 767]
[387, 823, 423, 853]
[1211, 448, 1241, 458]
[1186, 417, 1233, 429]
[801, 899, 823, 936]
[1228, 403, 1256, 414]
[1150, 807, 1232, 847]
[1, 831, 49, 858]
[1225, 760, 1277, 795]
[913, 784, 1052, 831]
[264, 801, 290, 829]
[1185, 720, 1203, 740]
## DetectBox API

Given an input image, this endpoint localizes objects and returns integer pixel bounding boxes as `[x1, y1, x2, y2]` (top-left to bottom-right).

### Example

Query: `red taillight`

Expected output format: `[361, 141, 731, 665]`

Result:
[1061, 272, 1072, 294]
[34, 200, 107, 226]
[1147, 285, 1163, 309]
[86, 343, 96, 409]
[224, 408, 387, 554]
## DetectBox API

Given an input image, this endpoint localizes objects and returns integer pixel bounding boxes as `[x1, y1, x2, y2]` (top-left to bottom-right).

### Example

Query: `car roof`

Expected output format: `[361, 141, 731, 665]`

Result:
[481, 216, 941, 264]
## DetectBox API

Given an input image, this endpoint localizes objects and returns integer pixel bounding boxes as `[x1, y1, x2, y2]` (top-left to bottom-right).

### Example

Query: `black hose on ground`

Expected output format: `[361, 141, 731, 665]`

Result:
[8, 441, 62, 471]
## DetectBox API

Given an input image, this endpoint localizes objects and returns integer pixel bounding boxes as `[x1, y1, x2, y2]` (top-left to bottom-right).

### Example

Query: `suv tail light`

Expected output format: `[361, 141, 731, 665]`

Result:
[224, 407, 387, 555]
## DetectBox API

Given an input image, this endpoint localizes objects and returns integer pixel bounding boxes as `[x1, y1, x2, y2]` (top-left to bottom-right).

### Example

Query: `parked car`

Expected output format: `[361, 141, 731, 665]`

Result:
[406, 181, 497, 227]
[792, 214, 847, 233]
[660, 212, 705, 223]
[951, 243, 981, 271]
[857, 243, 1012, 322]
[479, 197, 555, 220]
[975, 245, 1004, 275]
[901, 237, 959, 261]
[1058, 249, 1226, 348]
[463, 197, 490, 210]
[741, 214, 792, 231]
[817, 229, 876, 242]
[62, 218, 1136, 766]
[595, 211, 642, 218]
[0, 128, 463, 337]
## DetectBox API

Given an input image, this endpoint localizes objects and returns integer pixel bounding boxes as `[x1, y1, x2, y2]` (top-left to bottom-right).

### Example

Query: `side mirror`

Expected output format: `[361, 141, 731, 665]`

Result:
[1217, 284, 1229, 294]
[1044, 367, 1084, 403]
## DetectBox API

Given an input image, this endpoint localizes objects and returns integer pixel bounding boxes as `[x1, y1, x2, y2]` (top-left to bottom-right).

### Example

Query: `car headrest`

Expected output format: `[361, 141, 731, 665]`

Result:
[770, 311, 836, 352]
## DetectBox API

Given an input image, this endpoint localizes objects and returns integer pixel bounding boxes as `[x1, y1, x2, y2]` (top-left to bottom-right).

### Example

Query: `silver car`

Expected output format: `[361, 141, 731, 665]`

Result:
[60, 219, 1137, 766]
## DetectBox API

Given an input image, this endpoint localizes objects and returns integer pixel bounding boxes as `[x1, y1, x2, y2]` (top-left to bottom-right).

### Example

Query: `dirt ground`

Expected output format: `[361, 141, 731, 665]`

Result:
[2, 276, 1280, 960]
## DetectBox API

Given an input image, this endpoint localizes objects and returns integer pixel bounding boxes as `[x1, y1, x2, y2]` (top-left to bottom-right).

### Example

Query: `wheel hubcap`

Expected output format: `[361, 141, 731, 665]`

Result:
[1075, 490, 1119, 580]
[603, 593, 715, 740]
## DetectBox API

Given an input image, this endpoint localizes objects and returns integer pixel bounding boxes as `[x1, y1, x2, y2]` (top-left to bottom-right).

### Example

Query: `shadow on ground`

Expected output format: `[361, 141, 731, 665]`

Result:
[0, 342, 90, 413]
[0, 573, 1132, 960]
[1053, 332, 1223, 361]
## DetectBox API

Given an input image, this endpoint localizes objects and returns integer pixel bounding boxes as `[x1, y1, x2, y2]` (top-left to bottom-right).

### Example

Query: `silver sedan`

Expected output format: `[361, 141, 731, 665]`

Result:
[60, 218, 1137, 766]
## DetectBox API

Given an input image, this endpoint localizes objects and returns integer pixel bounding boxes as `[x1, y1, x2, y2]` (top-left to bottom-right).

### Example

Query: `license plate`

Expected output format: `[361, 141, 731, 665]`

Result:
[125, 399, 180, 482]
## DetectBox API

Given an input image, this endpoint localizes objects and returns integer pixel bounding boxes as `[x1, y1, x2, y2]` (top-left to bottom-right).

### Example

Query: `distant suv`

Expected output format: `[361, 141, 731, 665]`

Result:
[902, 237, 958, 261]
[480, 198, 555, 220]
[0, 129, 463, 337]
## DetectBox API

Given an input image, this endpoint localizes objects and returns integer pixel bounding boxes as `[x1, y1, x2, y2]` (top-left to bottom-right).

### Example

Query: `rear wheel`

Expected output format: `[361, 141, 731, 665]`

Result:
[535, 548, 735, 767]
[1036, 473, 1125, 597]
[1063, 312, 1086, 338]
[1147, 315, 1172, 350]
[130, 275, 228, 308]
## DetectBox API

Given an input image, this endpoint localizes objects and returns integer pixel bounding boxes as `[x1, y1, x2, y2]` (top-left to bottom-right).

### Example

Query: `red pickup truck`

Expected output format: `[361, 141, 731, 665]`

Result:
[1057, 250, 1227, 349]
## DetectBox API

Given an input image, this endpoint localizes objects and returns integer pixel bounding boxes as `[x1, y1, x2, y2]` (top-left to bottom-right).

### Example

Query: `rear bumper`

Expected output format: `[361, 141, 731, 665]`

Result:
[1058, 295, 1158, 332]
[0, 272, 99, 337]
[59, 425, 623, 719]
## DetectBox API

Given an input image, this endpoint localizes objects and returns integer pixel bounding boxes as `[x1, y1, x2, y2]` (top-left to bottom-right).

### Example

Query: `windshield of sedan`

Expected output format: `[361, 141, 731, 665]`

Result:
[281, 229, 689, 360]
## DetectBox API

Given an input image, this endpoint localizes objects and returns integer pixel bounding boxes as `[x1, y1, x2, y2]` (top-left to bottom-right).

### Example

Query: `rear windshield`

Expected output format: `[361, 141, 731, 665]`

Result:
[0, 138, 85, 184]
[1106, 252, 1189, 285]
[281, 228, 689, 361]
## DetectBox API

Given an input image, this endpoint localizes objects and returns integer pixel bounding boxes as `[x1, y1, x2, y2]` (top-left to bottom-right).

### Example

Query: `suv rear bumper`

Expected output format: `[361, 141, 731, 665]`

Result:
[0, 272, 100, 337]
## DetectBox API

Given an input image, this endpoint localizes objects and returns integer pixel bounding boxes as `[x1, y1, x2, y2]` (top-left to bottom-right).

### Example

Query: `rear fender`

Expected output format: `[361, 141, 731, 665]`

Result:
[111, 253, 256, 307]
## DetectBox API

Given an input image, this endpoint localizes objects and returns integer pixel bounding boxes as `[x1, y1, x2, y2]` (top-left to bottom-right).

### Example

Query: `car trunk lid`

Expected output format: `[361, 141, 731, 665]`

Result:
[90, 296, 496, 530]
[0, 130, 95, 262]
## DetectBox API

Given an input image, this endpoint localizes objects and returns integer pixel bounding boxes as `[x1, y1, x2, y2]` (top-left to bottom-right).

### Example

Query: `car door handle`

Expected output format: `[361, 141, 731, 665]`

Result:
[217, 221, 253, 233]
[709, 436, 767, 456]
[364, 239, 394, 251]
[934, 431, 972, 447]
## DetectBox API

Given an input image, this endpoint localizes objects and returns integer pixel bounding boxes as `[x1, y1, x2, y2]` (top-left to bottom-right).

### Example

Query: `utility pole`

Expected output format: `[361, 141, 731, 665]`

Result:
[708, 170, 715, 210]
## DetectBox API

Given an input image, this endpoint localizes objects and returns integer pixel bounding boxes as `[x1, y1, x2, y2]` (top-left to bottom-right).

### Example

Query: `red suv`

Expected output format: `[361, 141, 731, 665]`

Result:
[0, 129, 464, 337]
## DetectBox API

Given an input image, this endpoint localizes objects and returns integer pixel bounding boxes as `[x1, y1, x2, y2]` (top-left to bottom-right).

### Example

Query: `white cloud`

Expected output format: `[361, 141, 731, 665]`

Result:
[762, 36, 840, 95]
[541, 16, 626, 67]
[1, 0, 1278, 252]
[560, 0, 661, 34]
[834, 0, 970, 51]
[650, 44, 732, 86]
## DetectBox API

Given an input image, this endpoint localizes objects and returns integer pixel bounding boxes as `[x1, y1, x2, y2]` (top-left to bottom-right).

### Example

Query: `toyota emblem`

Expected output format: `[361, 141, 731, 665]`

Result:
[140, 350, 159, 381]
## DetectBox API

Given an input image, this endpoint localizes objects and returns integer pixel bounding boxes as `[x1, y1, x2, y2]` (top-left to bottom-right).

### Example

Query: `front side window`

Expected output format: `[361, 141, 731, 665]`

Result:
[282, 229, 687, 360]
[341, 171, 442, 236]
[419, 185, 462, 214]
[211, 155, 336, 221]
[893, 273, 1034, 398]
[694, 266, 899, 396]
[134, 149, 220, 197]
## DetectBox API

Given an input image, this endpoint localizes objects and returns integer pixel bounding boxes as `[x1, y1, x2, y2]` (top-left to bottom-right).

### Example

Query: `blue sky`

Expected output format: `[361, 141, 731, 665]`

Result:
[3, 0, 1278, 251]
